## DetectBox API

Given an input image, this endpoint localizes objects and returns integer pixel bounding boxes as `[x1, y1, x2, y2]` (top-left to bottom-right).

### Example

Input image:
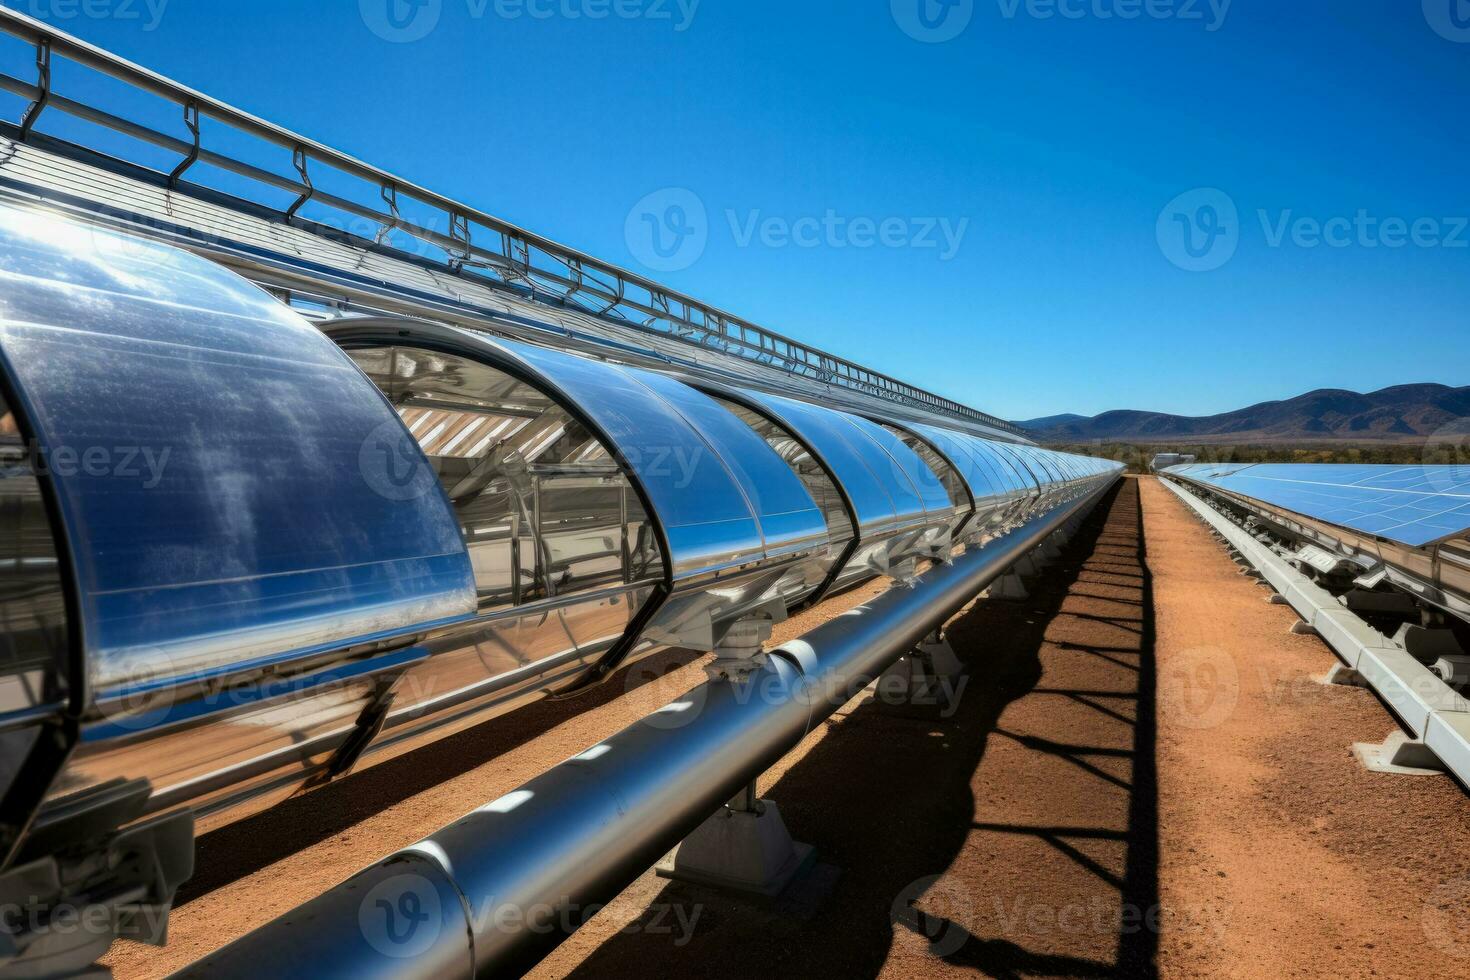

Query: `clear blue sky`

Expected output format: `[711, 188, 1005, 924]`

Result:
[5, 0, 1467, 420]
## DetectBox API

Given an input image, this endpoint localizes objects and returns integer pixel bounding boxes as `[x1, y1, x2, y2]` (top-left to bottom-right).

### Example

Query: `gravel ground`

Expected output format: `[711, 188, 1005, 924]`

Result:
[106, 477, 1470, 978]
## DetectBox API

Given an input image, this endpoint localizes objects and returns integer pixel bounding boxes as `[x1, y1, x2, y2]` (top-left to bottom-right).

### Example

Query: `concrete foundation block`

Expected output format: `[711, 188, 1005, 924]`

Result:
[656, 799, 815, 896]
[1351, 731, 1448, 776]
[876, 636, 966, 717]
[1318, 663, 1367, 688]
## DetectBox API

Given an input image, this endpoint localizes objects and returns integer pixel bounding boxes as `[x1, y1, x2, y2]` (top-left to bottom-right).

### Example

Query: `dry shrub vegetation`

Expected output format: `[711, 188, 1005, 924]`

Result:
[1048, 442, 1470, 475]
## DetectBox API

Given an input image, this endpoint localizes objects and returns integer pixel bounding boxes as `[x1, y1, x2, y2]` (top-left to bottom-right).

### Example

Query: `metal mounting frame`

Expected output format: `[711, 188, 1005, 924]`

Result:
[0, 7, 1021, 437]
[1162, 477, 1470, 786]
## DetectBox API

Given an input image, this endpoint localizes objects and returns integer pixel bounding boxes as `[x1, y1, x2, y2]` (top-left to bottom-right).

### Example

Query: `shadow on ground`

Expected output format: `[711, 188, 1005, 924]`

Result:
[557, 479, 1161, 980]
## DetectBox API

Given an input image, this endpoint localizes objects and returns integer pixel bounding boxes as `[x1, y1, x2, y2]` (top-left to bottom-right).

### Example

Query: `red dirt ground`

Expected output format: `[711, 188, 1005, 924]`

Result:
[106, 476, 1470, 979]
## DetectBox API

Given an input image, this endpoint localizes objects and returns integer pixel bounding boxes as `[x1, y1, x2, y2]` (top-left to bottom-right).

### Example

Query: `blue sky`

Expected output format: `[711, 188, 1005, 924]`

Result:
[4, 0, 1467, 420]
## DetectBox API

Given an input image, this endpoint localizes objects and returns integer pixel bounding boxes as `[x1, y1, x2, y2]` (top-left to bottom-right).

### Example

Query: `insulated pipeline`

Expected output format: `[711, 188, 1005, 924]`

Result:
[175, 478, 1118, 980]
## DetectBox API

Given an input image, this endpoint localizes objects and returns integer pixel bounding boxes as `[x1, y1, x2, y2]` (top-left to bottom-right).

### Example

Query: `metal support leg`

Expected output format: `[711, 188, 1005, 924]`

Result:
[876, 630, 967, 717]
[655, 615, 814, 895]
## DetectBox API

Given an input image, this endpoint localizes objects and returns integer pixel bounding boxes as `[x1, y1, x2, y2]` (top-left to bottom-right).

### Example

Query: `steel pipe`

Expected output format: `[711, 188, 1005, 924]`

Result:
[174, 479, 1118, 980]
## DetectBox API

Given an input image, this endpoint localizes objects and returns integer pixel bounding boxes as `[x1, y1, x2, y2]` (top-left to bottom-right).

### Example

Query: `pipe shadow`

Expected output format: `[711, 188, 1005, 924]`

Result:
[559, 479, 1162, 979]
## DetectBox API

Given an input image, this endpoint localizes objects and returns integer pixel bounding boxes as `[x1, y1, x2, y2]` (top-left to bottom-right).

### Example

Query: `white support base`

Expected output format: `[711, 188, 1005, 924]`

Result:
[656, 796, 815, 896]
[1319, 663, 1367, 688]
[1351, 731, 1449, 776]
[876, 635, 966, 715]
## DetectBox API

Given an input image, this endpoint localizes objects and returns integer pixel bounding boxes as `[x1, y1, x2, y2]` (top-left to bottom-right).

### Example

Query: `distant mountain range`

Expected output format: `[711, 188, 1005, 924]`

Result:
[1015, 384, 1470, 444]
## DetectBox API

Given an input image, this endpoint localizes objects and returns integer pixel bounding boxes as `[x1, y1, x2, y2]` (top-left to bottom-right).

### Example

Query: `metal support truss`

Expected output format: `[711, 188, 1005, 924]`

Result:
[0, 7, 1022, 437]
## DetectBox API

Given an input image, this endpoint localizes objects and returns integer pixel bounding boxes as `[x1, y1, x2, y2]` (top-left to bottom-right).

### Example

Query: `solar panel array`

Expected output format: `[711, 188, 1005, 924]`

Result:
[1165, 463, 1470, 549]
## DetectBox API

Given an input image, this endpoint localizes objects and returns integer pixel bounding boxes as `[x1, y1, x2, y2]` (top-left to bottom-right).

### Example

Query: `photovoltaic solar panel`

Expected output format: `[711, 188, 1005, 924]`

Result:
[1163, 464, 1470, 548]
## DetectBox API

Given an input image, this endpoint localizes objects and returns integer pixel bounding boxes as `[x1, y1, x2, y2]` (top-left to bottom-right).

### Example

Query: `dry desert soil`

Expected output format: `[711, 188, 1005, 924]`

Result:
[106, 476, 1470, 979]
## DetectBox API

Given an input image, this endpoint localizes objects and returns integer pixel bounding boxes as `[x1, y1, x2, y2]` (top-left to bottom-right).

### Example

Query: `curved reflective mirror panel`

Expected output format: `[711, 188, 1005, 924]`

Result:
[849, 416, 955, 520]
[898, 423, 1015, 539]
[0, 206, 477, 833]
[626, 369, 828, 561]
[697, 388, 960, 588]
[335, 339, 668, 769]
[333, 323, 830, 661]
[712, 389, 907, 537]
[345, 345, 664, 608]
[0, 206, 476, 700]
